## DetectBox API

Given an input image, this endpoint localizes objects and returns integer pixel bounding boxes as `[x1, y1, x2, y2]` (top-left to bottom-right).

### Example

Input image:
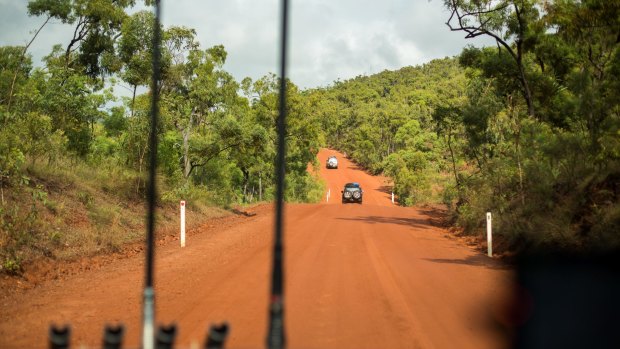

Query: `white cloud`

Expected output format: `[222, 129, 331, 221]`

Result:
[0, 0, 496, 90]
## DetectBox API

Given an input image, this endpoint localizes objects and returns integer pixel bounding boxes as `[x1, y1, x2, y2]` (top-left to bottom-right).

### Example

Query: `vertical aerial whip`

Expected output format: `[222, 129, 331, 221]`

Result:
[267, 0, 289, 348]
[143, 0, 162, 348]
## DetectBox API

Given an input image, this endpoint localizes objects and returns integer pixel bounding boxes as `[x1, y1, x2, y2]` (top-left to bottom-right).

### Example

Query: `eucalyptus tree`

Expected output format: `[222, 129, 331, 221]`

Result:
[436, 0, 620, 249]
[542, 0, 620, 153]
[250, 74, 323, 201]
[3, 14, 51, 113]
[35, 45, 110, 157]
[0, 47, 31, 187]
[0, 47, 33, 113]
[118, 10, 156, 117]
[444, 0, 542, 117]
[225, 98, 271, 202]
[27, 0, 137, 81]
[160, 42, 243, 181]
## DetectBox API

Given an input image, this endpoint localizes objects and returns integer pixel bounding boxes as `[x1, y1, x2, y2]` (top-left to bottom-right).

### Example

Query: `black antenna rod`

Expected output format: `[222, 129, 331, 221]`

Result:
[267, 0, 289, 348]
[143, 0, 162, 348]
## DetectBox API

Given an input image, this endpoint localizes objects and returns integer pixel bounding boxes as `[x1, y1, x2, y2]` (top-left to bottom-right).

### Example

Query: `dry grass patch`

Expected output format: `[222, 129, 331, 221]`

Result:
[1, 160, 231, 275]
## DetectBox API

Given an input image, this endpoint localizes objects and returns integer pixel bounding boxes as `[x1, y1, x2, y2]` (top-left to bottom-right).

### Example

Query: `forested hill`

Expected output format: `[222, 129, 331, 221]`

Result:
[305, 58, 466, 206]
[306, 0, 620, 253]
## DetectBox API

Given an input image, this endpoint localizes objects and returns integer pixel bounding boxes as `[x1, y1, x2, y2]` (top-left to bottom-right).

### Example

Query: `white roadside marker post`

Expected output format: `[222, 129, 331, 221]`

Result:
[391, 192, 395, 204]
[486, 212, 492, 257]
[180, 200, 186, 247]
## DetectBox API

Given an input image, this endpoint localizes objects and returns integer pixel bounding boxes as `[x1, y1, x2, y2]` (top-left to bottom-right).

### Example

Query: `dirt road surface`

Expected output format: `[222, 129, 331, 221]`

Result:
[0, 148, 512, 348]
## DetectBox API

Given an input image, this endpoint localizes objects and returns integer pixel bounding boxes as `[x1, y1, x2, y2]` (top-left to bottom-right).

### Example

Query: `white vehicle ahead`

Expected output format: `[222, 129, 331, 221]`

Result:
[326, 156, 338, 169]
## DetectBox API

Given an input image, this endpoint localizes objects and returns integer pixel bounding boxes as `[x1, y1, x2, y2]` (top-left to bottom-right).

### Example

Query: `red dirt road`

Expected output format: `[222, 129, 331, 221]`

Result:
[0, 149, 512, 348]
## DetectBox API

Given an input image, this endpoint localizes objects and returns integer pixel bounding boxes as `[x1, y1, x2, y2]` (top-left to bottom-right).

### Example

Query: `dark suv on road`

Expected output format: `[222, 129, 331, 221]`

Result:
[341, 182, 363, 204]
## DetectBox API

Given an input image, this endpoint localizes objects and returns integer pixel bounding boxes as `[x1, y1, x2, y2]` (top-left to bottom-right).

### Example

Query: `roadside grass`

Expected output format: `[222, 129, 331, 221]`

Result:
[0, 159, 229, 275]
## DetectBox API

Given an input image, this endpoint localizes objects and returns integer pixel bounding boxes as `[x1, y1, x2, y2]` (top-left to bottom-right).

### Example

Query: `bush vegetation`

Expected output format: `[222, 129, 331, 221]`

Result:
[304, 0, 620, 253]
[0, 1, 324, 273]
[2, 1, 618, 272]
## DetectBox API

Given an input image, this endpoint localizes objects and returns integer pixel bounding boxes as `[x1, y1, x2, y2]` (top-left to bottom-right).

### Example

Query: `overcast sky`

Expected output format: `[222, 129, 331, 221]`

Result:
[0, 0, 494, 91]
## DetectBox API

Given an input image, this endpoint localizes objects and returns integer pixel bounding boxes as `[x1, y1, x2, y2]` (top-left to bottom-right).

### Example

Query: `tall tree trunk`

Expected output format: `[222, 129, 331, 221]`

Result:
[514, 4, 535, 118]
[130, 85, 137, 118]
[515, 122, 525, 206]
[65, 16, 88, 64]
[182, 128, 190, 179]
[516, 48, 535, 117]
[182, 114, 194, 179]
[446, 126, 460, 189]
[137, 145, 146, 194]
[0, 176, 5, 206]
[242, 169, 249, 203]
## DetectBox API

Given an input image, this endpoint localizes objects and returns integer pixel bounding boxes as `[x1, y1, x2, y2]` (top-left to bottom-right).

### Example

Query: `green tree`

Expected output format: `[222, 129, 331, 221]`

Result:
[28, 0, 136, 80]
[445, 0, 542, 116]
[118, 10, 155, 117]
[161, 44, 241, 180]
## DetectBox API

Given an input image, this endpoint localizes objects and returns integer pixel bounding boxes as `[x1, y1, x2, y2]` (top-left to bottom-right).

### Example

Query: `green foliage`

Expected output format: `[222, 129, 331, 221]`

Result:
[0, 184, 50, 274]
[0, 2, 328, 273]
[28, 0, 134, 79]
[102, 106, 127, 137]
[118, 10, 154, 88]
[10, 1, 618, 263]
[2, 256, 22, 275]
[286, 172, 325, 203]
[436, 0, 620, 252]
[90, 132, 121, 164]
[308, 58, 467, 205]
[299, 1, 620, 252]
[0, 124, 26, 187]
[0, 46, 33, 105]
[77, 190, 94, 207]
